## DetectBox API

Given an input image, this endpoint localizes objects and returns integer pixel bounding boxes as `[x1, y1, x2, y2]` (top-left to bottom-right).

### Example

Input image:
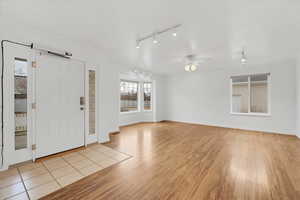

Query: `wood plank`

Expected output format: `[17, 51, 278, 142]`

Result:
[42, 122, 300, 200]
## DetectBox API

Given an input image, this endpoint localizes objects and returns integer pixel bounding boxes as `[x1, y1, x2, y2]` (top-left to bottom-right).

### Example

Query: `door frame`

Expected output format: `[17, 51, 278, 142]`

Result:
[85, 66, 98, 145]
[1, 46, 95, 169]
[2, 45, 34, 170]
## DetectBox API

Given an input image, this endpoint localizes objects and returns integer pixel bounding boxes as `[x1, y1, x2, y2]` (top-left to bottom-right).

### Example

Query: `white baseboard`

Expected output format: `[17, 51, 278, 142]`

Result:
[0, 166, 8, 171]
[99, 139, 110, 144]
[165, 119, 296, 136]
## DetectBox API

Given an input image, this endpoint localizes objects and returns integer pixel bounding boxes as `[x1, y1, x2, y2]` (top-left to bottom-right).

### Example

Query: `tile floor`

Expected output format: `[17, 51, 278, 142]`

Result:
[0, 144, 131, 200]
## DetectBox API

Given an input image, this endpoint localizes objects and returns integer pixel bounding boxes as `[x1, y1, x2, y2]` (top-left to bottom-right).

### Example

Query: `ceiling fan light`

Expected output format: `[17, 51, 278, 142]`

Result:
[184, 64, 191, 72]
[190, 64, 197, 71]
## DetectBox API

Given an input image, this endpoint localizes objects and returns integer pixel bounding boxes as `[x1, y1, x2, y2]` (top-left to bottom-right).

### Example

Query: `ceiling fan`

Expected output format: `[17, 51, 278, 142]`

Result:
[178, 54, 211, 72]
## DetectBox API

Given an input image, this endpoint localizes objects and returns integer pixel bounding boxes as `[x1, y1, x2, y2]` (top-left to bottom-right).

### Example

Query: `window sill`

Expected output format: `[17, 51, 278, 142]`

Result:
[230, 112, 271, 117]
[143, 110, 152, 112]
[120, 111, 140, 115]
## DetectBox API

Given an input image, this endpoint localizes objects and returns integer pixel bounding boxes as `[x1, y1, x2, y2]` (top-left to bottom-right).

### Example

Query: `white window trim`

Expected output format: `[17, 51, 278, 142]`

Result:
[120, 110, 140, 115]
[85, 66, 98, 145]
[230, 73, 271, 117]
[120, 79, 140, 114]
[142, 82, 153, 112]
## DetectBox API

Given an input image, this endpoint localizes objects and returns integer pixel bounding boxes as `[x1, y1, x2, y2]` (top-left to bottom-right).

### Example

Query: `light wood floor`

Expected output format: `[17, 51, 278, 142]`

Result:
[43, 122, 300, 200]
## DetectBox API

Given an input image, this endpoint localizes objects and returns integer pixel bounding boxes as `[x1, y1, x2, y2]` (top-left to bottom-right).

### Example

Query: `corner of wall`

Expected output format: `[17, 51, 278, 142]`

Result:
[0, 165, 9, 171]
[296, 56, 300, 138]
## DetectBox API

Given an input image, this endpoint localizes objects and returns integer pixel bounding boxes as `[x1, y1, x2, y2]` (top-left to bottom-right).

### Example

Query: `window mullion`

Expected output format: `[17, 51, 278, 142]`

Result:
[248, 76, 251, 113]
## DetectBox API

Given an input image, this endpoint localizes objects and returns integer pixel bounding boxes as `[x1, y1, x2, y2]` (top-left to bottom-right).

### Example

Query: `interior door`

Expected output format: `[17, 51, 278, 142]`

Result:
[35, 53, 85, 158]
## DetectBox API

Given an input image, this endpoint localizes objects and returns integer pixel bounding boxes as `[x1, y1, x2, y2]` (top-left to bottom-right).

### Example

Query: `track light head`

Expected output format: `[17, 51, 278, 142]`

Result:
[153, 33, 158, 44]
[172, 31, 177, 37]
[241, 57, 247, 64]
[136, 40, 140, 49]
[241, 50, 247, 65]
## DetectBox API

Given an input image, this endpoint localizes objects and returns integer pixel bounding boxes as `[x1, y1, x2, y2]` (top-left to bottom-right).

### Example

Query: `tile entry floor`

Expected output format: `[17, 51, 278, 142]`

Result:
[0, 144, 131, 200]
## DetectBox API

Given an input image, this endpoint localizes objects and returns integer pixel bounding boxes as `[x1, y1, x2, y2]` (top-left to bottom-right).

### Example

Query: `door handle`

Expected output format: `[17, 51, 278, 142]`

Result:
[80, 97, 85, 106]
[80, 97, 85, 110]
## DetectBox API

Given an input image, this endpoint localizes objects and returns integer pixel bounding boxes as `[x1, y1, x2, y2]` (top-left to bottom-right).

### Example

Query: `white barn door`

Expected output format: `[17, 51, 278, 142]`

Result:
[35, 53, 85, 158]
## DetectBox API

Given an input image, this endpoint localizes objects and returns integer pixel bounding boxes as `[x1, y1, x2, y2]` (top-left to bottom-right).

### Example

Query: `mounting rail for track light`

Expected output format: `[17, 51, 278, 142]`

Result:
[32, 44, 72, 58]
[136, 24, 182, 48]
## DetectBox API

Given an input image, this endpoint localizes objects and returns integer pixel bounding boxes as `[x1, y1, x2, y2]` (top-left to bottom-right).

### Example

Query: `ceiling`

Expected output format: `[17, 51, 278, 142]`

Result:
[1, 0, 300, 75]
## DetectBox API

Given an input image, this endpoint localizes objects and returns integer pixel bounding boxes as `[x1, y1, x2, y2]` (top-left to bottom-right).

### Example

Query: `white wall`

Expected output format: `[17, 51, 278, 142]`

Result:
[119, 112, 154, 126]
[164, 60, 297, 135]
[296, 56, 300, 138]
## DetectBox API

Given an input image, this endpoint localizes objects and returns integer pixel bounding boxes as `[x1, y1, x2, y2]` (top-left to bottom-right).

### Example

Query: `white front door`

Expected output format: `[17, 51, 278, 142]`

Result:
[35, 53, 85, 158]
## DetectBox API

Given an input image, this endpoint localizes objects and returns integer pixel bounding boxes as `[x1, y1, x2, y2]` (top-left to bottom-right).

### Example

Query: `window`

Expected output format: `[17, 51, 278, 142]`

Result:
[143, 82, 152, 111]
[14, 58, 28, 150]
[231, 73, 270, 115]
[120, 80, 139, 112]
[89, 70, 96, 135]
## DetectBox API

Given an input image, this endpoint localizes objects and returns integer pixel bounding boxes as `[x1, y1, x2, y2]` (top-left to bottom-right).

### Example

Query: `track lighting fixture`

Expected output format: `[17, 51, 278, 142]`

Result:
[153, 33, 158, 44]
[135, 24, 181, 48]
[136, 40, 140, 49]
[172, 30, 177, 37]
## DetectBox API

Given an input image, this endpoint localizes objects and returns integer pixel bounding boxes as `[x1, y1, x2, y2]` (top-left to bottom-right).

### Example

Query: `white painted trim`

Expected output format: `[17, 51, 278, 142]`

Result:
[0, 166, 9, 171]
[267, 75, 272, 115]
[142, 81, 153, 112]
[230, 112, 271, 117]
[152, 80, 157, 122]
[230, 78, 233, 113]
[169, 120, 295, 136]
[3, 45, 34, 169]
[31, 51, 37, 162]
[230, 73, 271, 115]
[143, 110, 153, 113]
[119, 79, 141, 114]
[248, 76, 251, 113]
[85, 66, 98, 145]
[120, 111, 140, 115]
[98, 138, 110, 143]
